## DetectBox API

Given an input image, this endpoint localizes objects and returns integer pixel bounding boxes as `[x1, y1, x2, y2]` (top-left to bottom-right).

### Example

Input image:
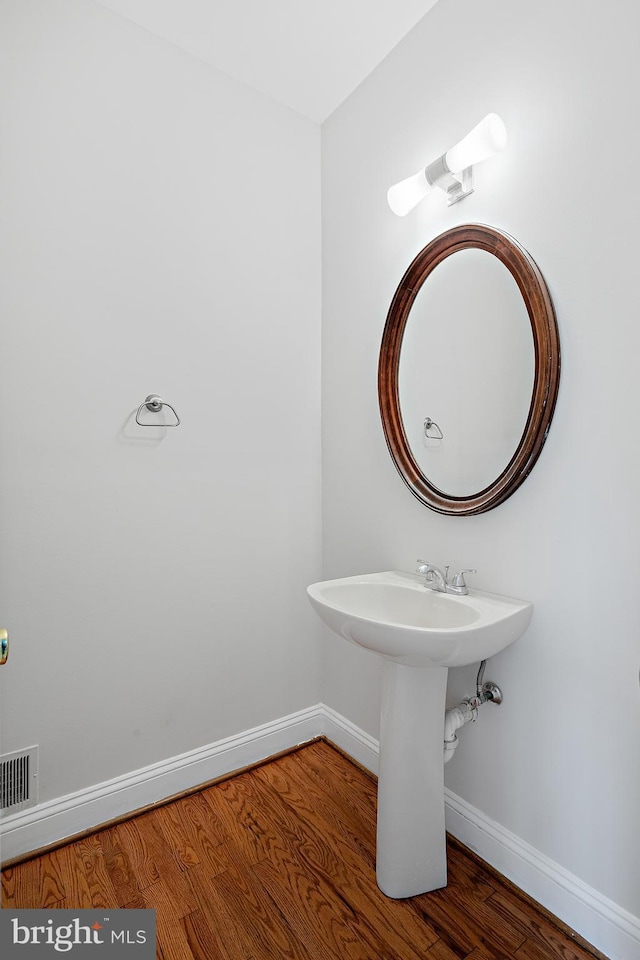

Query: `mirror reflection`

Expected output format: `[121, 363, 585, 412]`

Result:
[398, 249, 535, 497]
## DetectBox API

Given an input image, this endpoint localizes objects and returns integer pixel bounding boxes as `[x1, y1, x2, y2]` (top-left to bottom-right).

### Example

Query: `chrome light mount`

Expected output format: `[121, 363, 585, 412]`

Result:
[425, 154, 474, 205]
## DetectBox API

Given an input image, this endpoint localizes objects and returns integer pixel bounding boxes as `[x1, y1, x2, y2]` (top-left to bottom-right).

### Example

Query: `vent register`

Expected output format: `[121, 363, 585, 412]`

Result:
[0, 746, 38, 813]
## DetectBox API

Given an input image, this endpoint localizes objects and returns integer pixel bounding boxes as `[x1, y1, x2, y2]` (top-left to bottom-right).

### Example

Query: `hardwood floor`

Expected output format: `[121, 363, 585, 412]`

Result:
[2, 740, 607, 960]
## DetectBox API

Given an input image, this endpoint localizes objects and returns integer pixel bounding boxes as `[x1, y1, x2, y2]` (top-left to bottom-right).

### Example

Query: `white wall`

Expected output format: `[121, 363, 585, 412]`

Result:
[3, 0, 640, 951]
[0, 0, 322, 803]
[322, 0, 640, 929]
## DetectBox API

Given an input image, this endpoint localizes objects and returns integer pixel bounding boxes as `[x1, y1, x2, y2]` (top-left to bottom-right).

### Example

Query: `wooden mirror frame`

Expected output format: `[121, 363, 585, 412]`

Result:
[378, 224, 560, 516]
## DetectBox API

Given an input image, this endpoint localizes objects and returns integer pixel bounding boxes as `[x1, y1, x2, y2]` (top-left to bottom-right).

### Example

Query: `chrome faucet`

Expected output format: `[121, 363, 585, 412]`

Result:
[416, 560, 448, 592]
[416, 561, 476, 595]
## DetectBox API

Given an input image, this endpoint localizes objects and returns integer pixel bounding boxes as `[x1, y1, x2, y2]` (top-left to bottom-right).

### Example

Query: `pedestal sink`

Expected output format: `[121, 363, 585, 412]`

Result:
[307, 570, 532, 898]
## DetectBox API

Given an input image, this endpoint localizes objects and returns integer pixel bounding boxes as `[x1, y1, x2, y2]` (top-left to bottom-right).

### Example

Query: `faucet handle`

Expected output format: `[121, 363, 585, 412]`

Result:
[451, 568, 476, 588]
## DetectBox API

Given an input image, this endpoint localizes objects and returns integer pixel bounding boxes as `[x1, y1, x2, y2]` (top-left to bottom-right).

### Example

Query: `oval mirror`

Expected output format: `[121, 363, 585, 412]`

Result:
[378, 224, 560, 515]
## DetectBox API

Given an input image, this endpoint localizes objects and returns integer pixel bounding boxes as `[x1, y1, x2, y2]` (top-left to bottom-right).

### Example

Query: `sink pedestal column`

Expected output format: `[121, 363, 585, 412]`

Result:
[376, 661, 448, 899]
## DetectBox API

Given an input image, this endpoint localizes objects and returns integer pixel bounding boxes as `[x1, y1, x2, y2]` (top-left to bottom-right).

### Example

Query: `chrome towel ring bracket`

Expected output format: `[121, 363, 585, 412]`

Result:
[136, 395, 181, 427]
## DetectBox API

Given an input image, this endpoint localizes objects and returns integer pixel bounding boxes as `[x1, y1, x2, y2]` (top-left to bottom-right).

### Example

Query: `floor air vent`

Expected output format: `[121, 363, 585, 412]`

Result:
[0, 746, 38, 813]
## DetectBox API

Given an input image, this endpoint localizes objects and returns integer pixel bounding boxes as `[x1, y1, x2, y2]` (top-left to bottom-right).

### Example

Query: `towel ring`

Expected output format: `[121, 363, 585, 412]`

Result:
[423, 417, 443, 440]
[136, 395, 181, 427]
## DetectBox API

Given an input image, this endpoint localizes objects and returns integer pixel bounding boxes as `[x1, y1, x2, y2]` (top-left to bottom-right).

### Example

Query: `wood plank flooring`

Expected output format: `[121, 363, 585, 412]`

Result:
[2, 740, 607, 960]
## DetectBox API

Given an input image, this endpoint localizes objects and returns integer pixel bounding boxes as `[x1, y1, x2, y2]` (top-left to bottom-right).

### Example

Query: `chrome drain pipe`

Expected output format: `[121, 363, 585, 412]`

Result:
[443, 660, 502, 764]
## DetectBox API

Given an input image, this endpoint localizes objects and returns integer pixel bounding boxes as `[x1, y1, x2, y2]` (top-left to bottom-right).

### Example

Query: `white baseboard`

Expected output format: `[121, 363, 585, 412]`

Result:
[319, 703, 379, 775]
[0, 704, 326, 864]
[2, 703, 639, 960]
[444, 789, 640, 960]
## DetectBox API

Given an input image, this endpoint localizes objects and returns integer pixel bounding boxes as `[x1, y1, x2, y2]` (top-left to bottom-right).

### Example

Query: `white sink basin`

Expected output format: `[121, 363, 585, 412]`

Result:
[307, 570, 532, 667]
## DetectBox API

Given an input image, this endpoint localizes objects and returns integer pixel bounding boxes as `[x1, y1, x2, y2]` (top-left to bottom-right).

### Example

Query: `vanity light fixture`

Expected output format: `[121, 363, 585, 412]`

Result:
[387, 113, 507, 216]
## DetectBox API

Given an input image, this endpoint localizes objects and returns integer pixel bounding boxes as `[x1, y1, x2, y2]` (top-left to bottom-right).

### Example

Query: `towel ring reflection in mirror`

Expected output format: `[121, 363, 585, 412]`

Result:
[423, 417, 443, 440]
